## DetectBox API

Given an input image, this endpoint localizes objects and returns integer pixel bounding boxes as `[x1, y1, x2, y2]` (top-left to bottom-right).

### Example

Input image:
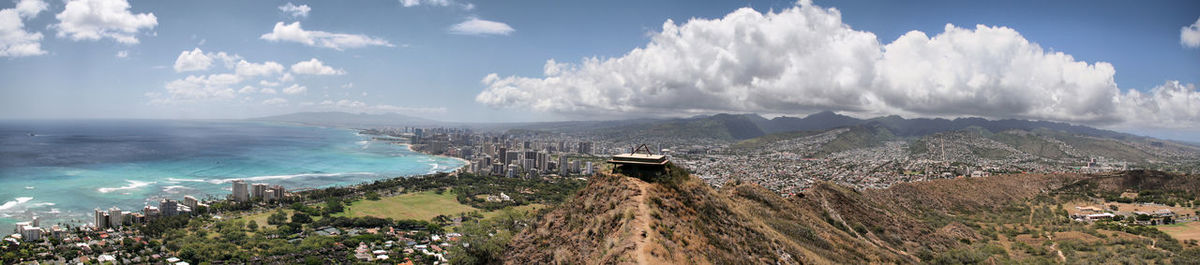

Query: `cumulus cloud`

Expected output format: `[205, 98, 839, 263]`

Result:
[54, 0, 157, 44]
[475, 1, 1200, 128]
[157, 53, 315, 103]
[14, 0, 46, 17]
[174, 48, 212, 72]
[260, 21, 393, 50]
[1183, 17, 1200, 48]
[1116, 81, 1200, 128]
[0, 0, 48, 57]
[162, 74, 242, 101]
[282, 84, 307, 94]
[237, 85, 257, 94]
[278, 2, 310, 18]
[450, 18, 514, 36]
[290, 58, 344, 75]
[115, 50, 128, 58]
[235, 60, 284, 77]
[173, 48, 242, 72]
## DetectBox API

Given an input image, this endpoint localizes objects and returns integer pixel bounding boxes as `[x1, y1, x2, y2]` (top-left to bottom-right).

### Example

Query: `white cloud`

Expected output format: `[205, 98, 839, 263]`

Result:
[235, 60, 284, 77]
[0, 0, 48, 57]
[475, 1, 1200, 129]
[238, 85, 257, 94]
[262, 97, 288, 105]
[341, 82, 354, 89]
[1183, 17, 1200, 48]
[260, 21, 393, 50]
[449, 18, 514, 36]
[173, 48, 246, 72]
[278, 2, 310, 18]
[15, 0, 47, 17]
[278, 72, 295, 82]
[399, 0, 449, 7]
[260, 87, 277, 94]
[174, 48, 212, 72]
[290, 58, 345, 75]
[115, 50, 128, 58]
[1116, 81, 1200, 128]
[259, 80, 280, 87]
[54, 0, 157, 44]
[162, 74, 242, 101]
[282, 84, 307, 94]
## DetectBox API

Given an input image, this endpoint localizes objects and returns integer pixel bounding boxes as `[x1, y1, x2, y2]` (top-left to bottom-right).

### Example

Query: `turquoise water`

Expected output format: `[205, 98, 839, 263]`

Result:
[0, 120, 463, 228]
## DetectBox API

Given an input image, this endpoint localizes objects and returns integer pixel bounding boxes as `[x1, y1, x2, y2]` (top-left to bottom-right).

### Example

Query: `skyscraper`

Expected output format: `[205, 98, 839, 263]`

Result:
[94, 208, 108, 229]
[232, 180, 250, 202]
[183, 196, 199, 211]
[252, 183, 269, 200]
[160, 199, 178, 217]
[558, 155, 568, 176]
[108, 207, 122, 228]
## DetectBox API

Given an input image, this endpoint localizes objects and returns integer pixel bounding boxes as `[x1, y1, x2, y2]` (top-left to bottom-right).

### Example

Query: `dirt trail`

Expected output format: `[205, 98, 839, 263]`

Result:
[1045, 234, 1065, 262]
[629, 178, 658, 264]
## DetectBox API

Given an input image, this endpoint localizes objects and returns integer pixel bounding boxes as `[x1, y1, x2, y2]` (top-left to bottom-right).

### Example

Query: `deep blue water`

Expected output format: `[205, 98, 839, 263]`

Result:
[0, 120, 463, 228]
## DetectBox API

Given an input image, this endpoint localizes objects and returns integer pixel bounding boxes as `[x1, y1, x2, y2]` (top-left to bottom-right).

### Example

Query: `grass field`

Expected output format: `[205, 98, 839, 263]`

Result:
[236, 190, 551, 228]
[1159, 221, 1200, 242]
[337, 190, 481, 221]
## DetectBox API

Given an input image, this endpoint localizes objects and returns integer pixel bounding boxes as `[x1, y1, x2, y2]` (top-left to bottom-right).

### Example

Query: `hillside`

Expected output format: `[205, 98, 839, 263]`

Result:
[502, 168, 1200, 264]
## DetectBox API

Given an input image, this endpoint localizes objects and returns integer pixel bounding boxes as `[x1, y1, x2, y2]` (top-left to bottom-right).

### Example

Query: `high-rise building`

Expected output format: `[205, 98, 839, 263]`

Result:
[143, 205, 160, 221]
[108, 207, 122, 228]
[183, 196, 199, 211]
[160, 199, 178, 217]
[537, 152, 548, 170]
[264, 189, 277, 201]
[19, 226, 41, 241]
[270, 185, 286, 201]
[578, 142, 593, 154]
[94, 208, 108, 229]
[231, 180, 250, 202]
[252, 183, 269, 199]
[506, 151, 522, 165]
[558, 155, 569, 176]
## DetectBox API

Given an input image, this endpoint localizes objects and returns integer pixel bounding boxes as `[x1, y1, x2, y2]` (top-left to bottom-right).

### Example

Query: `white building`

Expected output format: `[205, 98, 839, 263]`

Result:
[94, 208, 109, 229]
[183, 195, 199, 211]
[231, 180, 250, 202]
[108, 207, 123, 228]
[252, 183, 269, 199]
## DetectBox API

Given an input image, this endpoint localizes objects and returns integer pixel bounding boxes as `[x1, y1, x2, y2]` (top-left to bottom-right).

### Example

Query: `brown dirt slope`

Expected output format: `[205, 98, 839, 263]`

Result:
[506, 170, 1102, 264]
[505, 173, 912, 264]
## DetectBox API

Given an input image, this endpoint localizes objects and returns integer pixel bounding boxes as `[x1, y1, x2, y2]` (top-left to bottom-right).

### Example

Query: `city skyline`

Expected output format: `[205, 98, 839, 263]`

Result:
[1, 0, 1199, 140]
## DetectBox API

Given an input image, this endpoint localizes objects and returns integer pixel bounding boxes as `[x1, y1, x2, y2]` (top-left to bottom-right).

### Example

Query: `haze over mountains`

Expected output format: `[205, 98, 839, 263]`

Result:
[256, 110, 1143, 141]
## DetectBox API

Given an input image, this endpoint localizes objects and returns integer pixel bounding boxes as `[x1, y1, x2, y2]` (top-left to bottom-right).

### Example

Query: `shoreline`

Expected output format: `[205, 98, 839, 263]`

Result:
[399, 142, 471, 172]
[353, 128, 470, 173]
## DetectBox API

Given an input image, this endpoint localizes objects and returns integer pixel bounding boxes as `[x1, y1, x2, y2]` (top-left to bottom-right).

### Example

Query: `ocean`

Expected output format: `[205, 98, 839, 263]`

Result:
[0, 120, 464, 228]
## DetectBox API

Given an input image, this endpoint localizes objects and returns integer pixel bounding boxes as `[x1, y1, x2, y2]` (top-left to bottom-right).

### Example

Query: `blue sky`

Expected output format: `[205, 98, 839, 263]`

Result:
[1, 0, 1199, 139]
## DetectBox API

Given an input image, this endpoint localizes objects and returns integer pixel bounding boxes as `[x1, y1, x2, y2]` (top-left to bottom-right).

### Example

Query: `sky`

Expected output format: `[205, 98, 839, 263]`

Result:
[1, 0, 1199, 140]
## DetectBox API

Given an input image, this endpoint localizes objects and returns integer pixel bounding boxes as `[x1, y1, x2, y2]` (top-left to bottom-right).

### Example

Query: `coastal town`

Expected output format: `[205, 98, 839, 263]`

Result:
[6, 124, 1200, 264]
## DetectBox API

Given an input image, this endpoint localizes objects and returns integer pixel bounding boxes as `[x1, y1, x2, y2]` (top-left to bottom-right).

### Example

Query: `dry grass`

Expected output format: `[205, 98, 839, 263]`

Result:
[1159, 222, 1200, 242]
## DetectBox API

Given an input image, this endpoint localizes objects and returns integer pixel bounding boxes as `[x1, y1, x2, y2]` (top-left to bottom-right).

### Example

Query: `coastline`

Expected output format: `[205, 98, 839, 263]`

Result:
[399, 142, 471, 172]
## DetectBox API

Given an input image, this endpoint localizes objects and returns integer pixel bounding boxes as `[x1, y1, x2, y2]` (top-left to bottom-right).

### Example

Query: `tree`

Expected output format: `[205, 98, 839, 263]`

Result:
[292, 212, 313, 224]
[365, 191, 381, 201]
[247, 220, 258, 231]
[324, 198, 344, 214]
[268, 210, 288, 226]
